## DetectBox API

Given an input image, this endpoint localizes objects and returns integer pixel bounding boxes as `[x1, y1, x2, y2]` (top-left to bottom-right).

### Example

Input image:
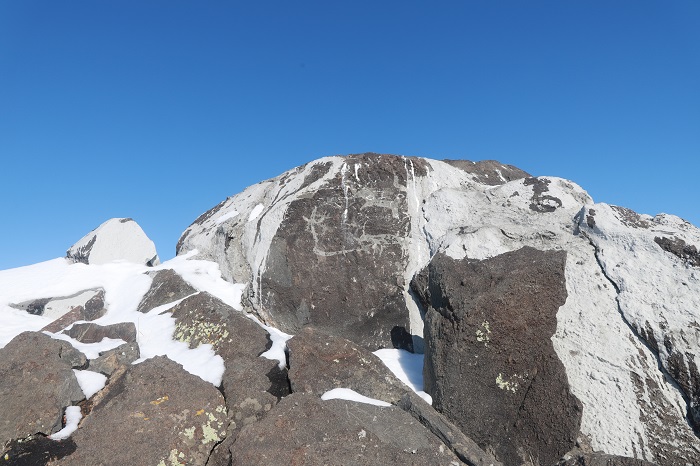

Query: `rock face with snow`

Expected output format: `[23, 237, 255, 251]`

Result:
[178, 153, 700, 465]
[66, 217, 159, 266]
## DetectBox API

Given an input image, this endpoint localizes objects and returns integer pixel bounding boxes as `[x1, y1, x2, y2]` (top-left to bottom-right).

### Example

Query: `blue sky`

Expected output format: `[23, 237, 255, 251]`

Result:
[1, 1, 698, 270]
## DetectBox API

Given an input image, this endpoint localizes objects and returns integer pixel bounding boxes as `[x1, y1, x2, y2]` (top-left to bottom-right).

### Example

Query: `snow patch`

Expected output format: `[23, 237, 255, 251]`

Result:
[49, 406, 82, 440]
[74, 369, 108, 399]
[373, 348, 432, 404]
[215, 210, 239, 225]
[248, 204, 264, 222]
[321, 388, 391, 407]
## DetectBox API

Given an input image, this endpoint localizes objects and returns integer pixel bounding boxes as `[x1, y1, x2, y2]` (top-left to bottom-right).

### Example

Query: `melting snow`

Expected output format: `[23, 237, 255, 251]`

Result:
[74, 370, 108, 399]
[49, 406, 82, 440]
[321, 388, 391, 407]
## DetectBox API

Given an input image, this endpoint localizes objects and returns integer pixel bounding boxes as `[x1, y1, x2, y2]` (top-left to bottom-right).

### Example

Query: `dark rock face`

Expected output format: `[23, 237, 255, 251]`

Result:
[0, 332, 86, 452]
[63, 322, 137, 344]
[287, 326, 409, 404]
[1, 435, 77, 466]
[524, 177, 563, 213]
[256, 153, 430, 350]
[55, 356, 227, 466]
[231, 393, 462, 466]
[136, 268, 197, 313]
[654, 236, 700, 267]
[443, 159, 530, 185]
[412, 247, 581, 466]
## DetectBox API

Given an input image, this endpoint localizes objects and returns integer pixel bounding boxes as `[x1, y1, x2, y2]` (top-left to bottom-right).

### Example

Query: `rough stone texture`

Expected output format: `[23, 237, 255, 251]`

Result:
[231, 393, 462, 466]
[287, 326, 409, 404]
[168, 291, 270, 361]
[1, 435, 77, 466]
[557, 451, 656, 466]
[0, 332, 86, 452]
[63, 322, 137, 344]
[412, 247, 582, 466]
[442, 159, 530, 185]
[10, 289, 107, 335]
[66, 218, 159, 266]
[257, 153, 429, 350]
[397, 391, 502, 466]
[87, 342, 140, 376]
[53, 356, 227, 466]
[136, 268, 197, 313]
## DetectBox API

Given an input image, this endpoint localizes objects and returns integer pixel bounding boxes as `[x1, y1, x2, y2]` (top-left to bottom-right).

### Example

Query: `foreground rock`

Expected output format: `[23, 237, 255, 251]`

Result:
[412, 247, 582, 465]
[66, 218, 159, 266]
[0, 332, 86, 452]
[231, 393, 463, 465]
[53, 356, 227, 466]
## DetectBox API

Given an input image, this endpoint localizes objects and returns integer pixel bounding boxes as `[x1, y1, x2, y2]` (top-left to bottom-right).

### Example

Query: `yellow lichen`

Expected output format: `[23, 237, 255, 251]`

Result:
[201, 423, 221, 444]
[150, 395, 169, 405]
[183, 427, 196, 440]
[476, 321, 491, 344]
[496, 373, 518, 393]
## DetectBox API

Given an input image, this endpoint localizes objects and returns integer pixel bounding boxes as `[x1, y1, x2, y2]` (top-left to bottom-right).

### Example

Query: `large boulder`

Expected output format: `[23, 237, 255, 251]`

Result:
[230, 393, 463, 465]
[66, 218, 159, 266]
[412, 247, 581, 466]
[53, 356, 227, 466]
[0, 332, 86, 452]
[136, 268, 197, 313]
[178, 153, 700, 464]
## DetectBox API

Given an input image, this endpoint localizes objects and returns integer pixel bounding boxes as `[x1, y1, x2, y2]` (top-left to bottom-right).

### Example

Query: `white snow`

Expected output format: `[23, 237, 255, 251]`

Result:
[67, 218, 159, 266]
[47, 333, 126, 359]
[74, 370, 108, 399]
[49, 406, 82, 440]
[321, 388, 391, 407]
[248, 203, 265, 222]
[215, 210, 239, 225]
[373, 348, 432, 404]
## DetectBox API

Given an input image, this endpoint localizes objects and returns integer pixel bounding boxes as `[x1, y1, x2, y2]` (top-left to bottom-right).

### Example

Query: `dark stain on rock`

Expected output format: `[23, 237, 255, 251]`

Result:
[443, 159, 530, 185]
[524, 177, 563, 213]
[611, 205, 651, 229]
[586, 208, 597, 229]
[1, 435, 77, 465]
[654, 236, 700, 267]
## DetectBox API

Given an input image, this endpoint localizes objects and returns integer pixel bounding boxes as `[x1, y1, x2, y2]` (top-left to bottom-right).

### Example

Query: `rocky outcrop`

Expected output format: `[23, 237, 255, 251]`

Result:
[53, 356, 227, 466]
[178, 153, 700, 464]
[63, 322, 137, 344]
[136, 268, 197, 313]
[0, 332, 86, 452]
[11, 289, 106, 334]
[66, 218, 159, 266]
[230, 393, 463, 465]
[412, 247, 581, 465]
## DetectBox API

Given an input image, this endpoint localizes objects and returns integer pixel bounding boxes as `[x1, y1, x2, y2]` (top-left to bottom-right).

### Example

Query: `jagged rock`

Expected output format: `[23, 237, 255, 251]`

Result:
[396, 391, 502, 466]
[230, 393, 463, 465]
[287, 326, 409, 404]
[0, 332, 86, 452]
[136, 268, 197, 313]
[442, 159, 530, 185]
[11, 289, 106, 334]
[63, 322, 137, 344]
[88, 342, 140, 376]
[412, 247, 582, 466]
[53, 356, 227, 466]
[66, 218, 159, 266]
[168, 291, 270, 361]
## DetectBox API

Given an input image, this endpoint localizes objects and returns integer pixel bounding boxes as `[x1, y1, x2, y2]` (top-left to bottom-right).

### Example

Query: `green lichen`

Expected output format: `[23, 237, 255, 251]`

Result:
[476, 320, 491, 345]
[496, 373, 518, 393]
[201, 424, 221, 444]
[183, 427, 195, 440]
[174, 320, 229, 348]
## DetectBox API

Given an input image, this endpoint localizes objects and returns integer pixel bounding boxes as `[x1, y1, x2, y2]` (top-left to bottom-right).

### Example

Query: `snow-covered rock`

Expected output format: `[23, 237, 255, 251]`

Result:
[66, 218, 159, 266]
[178, 153, 700, 464]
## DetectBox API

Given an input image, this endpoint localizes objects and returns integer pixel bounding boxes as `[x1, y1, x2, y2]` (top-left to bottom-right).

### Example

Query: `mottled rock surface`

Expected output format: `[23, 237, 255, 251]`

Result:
[412, 247, 581, 466]
[0, 332, 86, 452]
[231, 393, 462, 466]
[287, 326, 409, 403]
[136, 268, 197, 313]
[53, 356, 227, 466]
[63, 322, 136, 344]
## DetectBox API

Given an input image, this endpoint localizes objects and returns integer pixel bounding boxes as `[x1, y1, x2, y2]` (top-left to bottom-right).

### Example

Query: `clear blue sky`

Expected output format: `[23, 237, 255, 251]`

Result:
[1, 1, 698, 270]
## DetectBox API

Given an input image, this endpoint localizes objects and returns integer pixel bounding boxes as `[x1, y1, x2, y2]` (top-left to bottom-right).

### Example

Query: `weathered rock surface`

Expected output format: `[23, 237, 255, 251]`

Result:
[557, 450, 657, 466]
[88, 342, 140, 376]
[63, 322, 137, 344]
[11, 288, 107, 335]
[231, 393, 463, 465]
[136, 268, 197, 313]
[1, 435, 77, 465]
[0, 332, 86, 452]
[287, 326, 409, 404]
[178, 153, 700, 464]
[169, 291, 270, 361]
[53, 356, 227, 466]
[412, 247, 581, 466]
[66, 217, 159, 266]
